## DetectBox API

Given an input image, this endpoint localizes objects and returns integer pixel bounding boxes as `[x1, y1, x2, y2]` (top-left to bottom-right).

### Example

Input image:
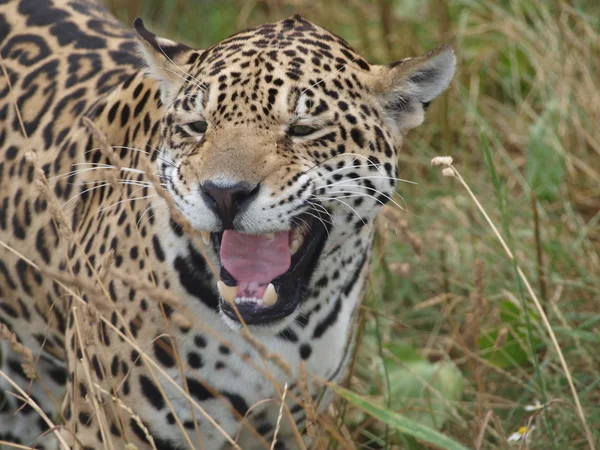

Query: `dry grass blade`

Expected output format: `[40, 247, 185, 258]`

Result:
[270, 382, 289, 450]
[474, 409, 493, 450]
[2, 1, 597, 448]
[224, 296, 304, 449]
[76, 308, 243, 448]
[0, 370, 70, 450]
[299, 362, 319, 441]
[0, 324, 36, 380]
[0, 239, 242, 448]
[72, 307, 115, 450]
[0, 60, 243, 445]
[93, 384, 160, 450]
[0, 442, 38, 450]
[0, 232, 307, 449]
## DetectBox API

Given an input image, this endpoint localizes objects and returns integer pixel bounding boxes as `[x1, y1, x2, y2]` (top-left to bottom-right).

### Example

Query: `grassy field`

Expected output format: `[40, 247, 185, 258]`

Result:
[101, 0, 600, 448]
[0, 0, 568, 449]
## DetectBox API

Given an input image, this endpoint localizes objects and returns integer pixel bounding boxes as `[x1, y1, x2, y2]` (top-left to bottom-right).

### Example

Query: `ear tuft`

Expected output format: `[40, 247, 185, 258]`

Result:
[133, 17, 193, 62]
[133, 18, 200, 105]
[373, 44, 456, 132]
[133, 17, 152, 45]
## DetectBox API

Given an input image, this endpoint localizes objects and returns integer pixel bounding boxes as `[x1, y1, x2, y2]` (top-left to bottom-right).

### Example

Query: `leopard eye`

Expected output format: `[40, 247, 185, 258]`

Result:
[288, 124, 318, 137]
[188, 120, 208, 134]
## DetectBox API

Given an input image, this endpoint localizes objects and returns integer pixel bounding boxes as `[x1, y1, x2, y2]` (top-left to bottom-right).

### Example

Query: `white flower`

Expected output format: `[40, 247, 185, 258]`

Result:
[507, 425, 536, 443]
[524, 399, 544, 411]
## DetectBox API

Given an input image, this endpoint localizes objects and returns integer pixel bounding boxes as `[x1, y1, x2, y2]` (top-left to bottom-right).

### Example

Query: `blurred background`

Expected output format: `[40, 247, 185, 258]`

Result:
[107, 1, 600, 448]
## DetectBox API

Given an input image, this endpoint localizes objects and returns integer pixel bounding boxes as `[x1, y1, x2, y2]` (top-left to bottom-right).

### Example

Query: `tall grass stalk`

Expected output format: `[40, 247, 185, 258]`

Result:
[431, 156, 595, 449]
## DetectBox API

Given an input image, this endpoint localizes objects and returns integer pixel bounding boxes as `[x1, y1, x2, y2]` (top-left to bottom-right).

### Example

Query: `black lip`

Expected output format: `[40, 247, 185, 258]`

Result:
[214, 213, 330, 326]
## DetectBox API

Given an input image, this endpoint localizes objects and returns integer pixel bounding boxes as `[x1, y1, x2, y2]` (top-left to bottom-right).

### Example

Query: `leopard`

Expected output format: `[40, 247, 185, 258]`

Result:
[0, 0, 455, 448]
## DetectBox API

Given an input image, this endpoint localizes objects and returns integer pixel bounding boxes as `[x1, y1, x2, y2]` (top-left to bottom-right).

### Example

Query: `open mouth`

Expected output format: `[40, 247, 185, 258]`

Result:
[203, 214, 328, 326]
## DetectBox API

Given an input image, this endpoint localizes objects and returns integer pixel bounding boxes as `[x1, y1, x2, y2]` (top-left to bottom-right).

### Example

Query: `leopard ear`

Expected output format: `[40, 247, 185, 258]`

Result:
[133, 18, 202, 105]
[371, 44, 456, 132]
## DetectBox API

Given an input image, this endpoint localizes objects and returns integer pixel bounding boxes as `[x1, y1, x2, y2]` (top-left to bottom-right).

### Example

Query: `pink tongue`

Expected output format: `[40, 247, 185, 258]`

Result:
[220, 230, 291, 285]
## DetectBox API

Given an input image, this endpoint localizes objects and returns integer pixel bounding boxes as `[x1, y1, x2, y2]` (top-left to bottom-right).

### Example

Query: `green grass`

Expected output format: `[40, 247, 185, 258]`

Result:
[109, 0, 600, 448]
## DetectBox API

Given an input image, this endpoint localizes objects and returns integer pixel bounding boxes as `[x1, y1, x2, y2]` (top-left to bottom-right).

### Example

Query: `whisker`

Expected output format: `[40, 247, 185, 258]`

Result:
[305, 200, 335, 227]
[296, 214, 330, 239]
[311, 163, 384, 183]
[73, 178, 166, 190]
[322, 189, 406, 212]
[162, 67, 206, 94]
[62, 182, 110, 207]
[139, 198, 167, 228]
[305, 152, 387, 178]
[119, 167, 146, 175]
[111, 145, 177, 168]
[323, 185, 407, 211]
[75, 144, 177, 168]
[306, 199, 332, 218]
[328, 175, 417, 186]
[144, 210, 159, 227]
[137, 202, 157, 227]
[50, 165, 154, 182]
[315, 196, 370, 231]
[302, 208, 332, 238]
[99, 193, 158, 213]
[47, 166, 114, 181]
[114, 180, 167, 188]
[71, 162, 115, 167]
[316, 193, 367, 201]
[305, 198, 333, 221]
[293, 215, 312, 231]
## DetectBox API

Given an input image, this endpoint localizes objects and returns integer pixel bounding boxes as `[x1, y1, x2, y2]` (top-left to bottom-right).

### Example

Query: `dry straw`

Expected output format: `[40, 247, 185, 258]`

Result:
[0, 24, 349, 450]
[431, 155, 595, 450]
[0, 369, 71, 450]
[0, 52, 245, 447]
[0, 324, 36, 380]
[270, 382, 289, 450]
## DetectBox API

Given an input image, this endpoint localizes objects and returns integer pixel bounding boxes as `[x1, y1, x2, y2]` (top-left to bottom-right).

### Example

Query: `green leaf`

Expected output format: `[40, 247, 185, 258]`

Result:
[384, 341, 423, 363]
[499, 300, 541, 326]
[331, 384, 470, 450]
[499, 300, 522, 323]
[384, 360, 464, 430]
[479, 326, 544, 369]
[526, 104, 564, 202]
[479, 328, 530, 368]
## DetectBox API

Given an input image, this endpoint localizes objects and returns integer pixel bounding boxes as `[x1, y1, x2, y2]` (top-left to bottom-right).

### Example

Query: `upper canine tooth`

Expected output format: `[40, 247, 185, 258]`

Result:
[217, 281, 238, 305]
[200, 231, 211, 246]
[265, 233, 275, 240]
[290, 235, 304, 255]
[262, 283, 278, 307]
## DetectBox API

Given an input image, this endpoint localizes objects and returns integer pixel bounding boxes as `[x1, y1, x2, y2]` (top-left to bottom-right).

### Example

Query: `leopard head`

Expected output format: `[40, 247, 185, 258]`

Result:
[134, 16, 455, 331]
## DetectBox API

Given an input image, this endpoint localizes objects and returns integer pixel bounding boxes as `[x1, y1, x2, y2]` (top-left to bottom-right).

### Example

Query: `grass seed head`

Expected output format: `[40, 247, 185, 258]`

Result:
[431, 156, 454, 166]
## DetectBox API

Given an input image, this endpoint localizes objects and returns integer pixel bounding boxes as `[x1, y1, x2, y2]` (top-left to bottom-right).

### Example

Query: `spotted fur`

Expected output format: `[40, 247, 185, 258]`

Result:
[0, 1, 455, 448]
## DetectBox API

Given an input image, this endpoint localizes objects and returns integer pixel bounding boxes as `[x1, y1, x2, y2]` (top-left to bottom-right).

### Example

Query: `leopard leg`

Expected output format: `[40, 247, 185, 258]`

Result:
[0, 342, 67, 449]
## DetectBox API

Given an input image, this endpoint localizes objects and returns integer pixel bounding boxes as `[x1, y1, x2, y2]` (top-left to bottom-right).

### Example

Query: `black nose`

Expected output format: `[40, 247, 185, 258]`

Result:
[200, 181, 259, 229]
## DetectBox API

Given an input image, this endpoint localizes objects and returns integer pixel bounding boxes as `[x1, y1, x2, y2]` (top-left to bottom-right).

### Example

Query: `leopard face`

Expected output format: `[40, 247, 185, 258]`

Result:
[135, 16, 455, 331]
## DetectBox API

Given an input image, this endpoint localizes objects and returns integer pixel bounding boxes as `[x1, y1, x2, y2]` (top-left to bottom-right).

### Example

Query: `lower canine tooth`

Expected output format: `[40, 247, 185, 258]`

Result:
[262, 283, 278, 307]
[200, 231, 211, 246]
[217, 281, 238, 305]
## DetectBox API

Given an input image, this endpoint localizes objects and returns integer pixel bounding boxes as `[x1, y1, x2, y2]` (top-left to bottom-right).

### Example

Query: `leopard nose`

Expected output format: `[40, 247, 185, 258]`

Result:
[200, 181, 259, 229]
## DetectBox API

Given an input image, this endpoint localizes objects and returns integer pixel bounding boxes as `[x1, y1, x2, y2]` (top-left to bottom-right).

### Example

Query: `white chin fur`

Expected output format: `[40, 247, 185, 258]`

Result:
[219, 308, 297, 335]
